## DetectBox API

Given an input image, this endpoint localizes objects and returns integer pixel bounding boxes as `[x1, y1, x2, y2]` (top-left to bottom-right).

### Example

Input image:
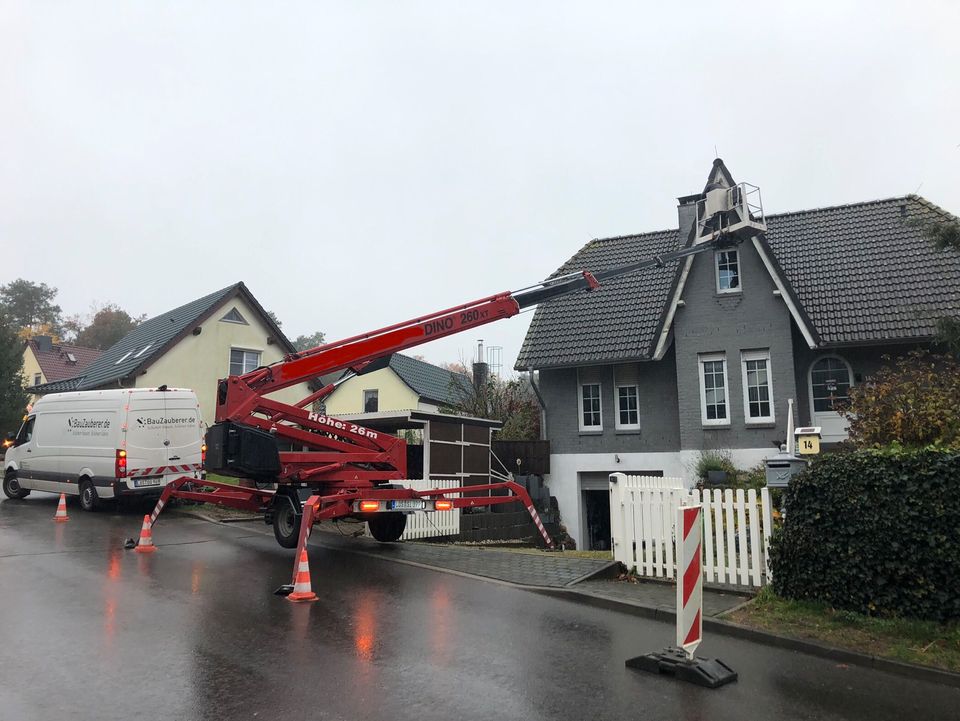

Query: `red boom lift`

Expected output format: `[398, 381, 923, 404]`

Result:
[143, 234, 742, 563]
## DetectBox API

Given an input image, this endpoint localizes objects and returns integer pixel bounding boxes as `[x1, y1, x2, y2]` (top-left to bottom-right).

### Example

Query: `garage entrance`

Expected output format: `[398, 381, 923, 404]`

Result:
[583, 490, 610, 551]
[579, 470, 664, 551]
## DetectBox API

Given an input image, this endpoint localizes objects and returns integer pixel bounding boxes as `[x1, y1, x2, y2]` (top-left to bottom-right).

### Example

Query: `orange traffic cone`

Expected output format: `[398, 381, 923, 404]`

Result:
[53, 493, 69, 522]
[287, 548, 318, 602]
[134, 515, 156, 553]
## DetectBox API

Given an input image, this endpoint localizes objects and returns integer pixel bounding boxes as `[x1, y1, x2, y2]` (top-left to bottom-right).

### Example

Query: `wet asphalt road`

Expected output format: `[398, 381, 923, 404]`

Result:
[1, 495, 958, 721]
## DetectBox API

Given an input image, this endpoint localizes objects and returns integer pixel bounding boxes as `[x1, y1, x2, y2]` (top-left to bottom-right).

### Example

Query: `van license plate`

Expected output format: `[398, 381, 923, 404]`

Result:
[134, 478, 162, 488]
[389, 500, 426, 510]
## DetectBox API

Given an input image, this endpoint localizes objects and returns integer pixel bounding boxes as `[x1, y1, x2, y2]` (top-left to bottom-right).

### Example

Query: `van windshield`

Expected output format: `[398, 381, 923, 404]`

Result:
[16, 417, 35, 446]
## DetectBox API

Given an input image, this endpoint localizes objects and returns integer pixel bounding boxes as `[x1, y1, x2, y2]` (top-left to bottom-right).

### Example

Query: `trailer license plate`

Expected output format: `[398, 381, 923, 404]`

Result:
[134, 478, 162, 487]
[390, 500, 425, 510]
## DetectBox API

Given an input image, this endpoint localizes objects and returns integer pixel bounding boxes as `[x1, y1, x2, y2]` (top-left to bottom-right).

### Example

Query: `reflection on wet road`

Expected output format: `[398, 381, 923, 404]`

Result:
[1, 496, 957, 721]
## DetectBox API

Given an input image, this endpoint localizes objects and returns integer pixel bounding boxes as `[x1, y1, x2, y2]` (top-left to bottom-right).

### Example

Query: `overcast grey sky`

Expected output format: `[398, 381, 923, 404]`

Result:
[2, 1, 958, 371]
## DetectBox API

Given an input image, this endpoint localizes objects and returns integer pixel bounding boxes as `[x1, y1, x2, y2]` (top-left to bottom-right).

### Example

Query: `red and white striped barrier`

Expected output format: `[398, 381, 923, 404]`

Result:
[677, 503, 703, 660]
[127, 463, 202, 478]
[625, 499, 737, 688]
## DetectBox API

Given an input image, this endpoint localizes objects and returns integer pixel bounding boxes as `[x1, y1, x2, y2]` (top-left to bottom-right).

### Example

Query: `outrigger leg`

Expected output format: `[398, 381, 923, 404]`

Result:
[275, 480, 554, 595]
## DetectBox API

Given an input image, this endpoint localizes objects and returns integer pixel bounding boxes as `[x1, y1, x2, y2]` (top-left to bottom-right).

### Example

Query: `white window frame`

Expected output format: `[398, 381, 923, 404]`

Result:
[579, 382, 603, 432]
[741, 349, 775, 424]
[698, 352, 730, 426]
[33, 373, 42, 386]
[363, 389, 379, 413]
[615, 383, 640, 431]
[229, 348, 262, 376]
[715, 249, 741, 294]
[807, 354, 854, 415]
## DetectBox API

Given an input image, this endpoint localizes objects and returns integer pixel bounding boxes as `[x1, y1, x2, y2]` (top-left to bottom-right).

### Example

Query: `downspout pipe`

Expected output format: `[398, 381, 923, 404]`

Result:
[527, 366, 547, 441]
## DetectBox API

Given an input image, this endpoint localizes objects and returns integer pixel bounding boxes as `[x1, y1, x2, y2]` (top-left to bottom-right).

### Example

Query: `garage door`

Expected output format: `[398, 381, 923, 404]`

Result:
[579, 470, 663, 491]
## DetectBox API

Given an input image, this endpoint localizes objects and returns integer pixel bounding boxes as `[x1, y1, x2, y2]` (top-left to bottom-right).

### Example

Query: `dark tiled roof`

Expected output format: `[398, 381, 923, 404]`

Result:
[388, 354, 473, 406]
[516, 229, 681, 368]
[27, 341, 102, 382]
[31, 282, 294, 394]
[517, 195, 960, 368]
[30, 377, 82, 393]
[765, 195, 960, 345]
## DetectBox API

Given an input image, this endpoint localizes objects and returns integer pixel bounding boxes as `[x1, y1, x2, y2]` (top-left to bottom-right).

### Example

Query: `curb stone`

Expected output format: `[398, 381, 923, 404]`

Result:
[530, 586, 960, 689]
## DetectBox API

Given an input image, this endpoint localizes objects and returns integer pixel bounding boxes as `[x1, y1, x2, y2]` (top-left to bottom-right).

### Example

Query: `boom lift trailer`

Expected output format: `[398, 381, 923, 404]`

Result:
[144, 233, 745, 559]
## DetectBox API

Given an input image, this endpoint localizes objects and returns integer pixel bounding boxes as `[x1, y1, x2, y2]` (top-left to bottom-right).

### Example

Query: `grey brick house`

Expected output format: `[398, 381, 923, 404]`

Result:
[516, 159, 960, 550]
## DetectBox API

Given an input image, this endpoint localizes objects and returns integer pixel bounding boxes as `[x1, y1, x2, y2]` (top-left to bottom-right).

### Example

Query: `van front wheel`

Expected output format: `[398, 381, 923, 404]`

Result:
[3, 471, 30, 500]
[79, 478, 99, 512]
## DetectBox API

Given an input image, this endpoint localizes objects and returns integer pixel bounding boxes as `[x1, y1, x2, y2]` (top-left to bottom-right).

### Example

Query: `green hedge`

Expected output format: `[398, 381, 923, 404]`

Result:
[769, 448, 960, 622]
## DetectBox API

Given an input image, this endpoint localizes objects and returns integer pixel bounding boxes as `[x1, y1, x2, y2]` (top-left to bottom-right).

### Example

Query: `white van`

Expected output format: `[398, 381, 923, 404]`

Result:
[3, 387, 205, 511]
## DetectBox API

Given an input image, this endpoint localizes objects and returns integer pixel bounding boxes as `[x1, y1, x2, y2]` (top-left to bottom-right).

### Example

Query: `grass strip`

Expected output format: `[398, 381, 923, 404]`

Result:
[726, 587, 960, 673]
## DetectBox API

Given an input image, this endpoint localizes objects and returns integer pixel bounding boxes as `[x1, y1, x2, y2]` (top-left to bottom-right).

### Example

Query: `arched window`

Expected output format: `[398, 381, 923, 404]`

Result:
[809, 357, 853, 412]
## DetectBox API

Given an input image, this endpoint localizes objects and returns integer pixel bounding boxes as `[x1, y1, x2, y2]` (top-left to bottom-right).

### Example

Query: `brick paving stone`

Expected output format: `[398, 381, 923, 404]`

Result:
[308, 529, 753, 615]
[574, 579, 749, 616]
[309, 530, 613, 588]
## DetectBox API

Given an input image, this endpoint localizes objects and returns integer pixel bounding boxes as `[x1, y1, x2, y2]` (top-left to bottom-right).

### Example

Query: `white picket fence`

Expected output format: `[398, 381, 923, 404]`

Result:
[609, 473, 775, 589]
[365, 479, 461, 541]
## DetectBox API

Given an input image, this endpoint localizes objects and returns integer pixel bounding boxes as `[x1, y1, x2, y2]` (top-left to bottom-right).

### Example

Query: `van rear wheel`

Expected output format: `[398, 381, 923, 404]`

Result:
[79, 478, 99, 512]
[3, 471, 30, 500]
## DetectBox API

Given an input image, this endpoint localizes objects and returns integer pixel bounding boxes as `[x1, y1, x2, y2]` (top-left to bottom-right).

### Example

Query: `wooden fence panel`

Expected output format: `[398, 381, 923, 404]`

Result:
[712, 489, 726, 584]
[736, 489, 749, 585]
[702, 490, 715, 584]
[609, 478, 775, 589]
[747, 489, 762, 586]
[761, 487, 774, 581]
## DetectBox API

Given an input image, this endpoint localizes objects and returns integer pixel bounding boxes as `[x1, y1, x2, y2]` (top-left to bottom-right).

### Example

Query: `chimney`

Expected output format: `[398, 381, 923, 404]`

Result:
[472, 339, 489, 392]
[677, 193, 701, 244]
[34, 335, 53, 353]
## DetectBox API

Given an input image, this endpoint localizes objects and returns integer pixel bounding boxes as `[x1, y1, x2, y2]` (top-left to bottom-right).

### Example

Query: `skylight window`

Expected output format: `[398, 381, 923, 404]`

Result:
[133, 344, 153, 358]
[66, 353, 77, 363]
[115, 351, 133, 365]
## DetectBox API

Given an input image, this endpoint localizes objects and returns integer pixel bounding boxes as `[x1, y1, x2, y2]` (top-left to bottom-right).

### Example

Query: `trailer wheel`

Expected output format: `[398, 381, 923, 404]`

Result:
[272, 492, 302, 549]
[3, 470, 30, 500]
[79, 478, 99, 512]
[367, 512, 407, 543]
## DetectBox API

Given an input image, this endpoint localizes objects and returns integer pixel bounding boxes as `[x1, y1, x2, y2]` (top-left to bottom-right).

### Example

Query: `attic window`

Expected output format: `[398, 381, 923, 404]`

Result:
[66, 353, 77, 363]
[220, 307, 248, 325]
[133, 343, 153, 358]
[115, 351, 133, 365]
[716, 250, 740, 293]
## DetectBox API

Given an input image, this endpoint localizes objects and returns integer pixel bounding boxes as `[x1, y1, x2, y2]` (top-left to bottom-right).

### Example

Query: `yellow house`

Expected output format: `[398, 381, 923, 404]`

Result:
[30, 283, 311, 427]
[323, 353, 472, 416]
[21, 337, 102, 403]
